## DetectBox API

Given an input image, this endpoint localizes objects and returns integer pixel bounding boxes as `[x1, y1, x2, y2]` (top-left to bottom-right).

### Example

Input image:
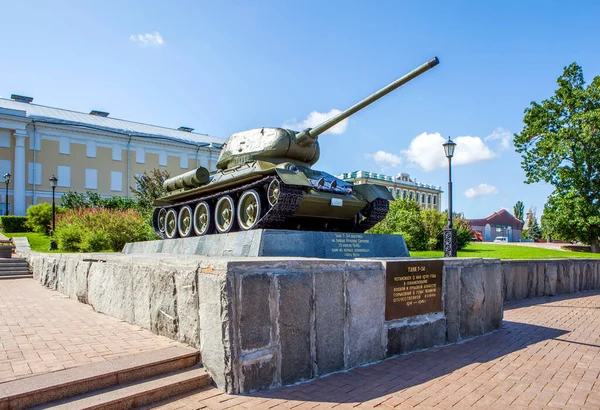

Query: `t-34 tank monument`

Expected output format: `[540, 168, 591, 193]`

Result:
[106, 57, 502, 395]
[125, 57, 440, 258]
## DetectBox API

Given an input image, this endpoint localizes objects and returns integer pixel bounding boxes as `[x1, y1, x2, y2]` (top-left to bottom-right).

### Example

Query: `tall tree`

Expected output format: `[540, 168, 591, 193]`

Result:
[131, 169, 171, 213]
[513, 201, 525, 222]
[513, 62, 600, 252]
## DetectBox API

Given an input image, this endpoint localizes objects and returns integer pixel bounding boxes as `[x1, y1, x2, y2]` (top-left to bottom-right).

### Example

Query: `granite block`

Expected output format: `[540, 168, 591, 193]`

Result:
[277, 273, 313, 384]
[240, 274, 272, 351]
[314, 270, 345, 375]
[346, 269, 385, 367]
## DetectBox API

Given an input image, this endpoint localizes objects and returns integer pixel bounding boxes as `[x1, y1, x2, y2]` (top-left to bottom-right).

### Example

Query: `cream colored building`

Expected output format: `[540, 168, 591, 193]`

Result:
[0, 95, 224, 215]
[339, 170, 443, 211]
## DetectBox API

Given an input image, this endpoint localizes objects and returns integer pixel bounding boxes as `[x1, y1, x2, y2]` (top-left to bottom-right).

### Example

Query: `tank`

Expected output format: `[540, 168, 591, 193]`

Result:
[152, 57, 440, 239]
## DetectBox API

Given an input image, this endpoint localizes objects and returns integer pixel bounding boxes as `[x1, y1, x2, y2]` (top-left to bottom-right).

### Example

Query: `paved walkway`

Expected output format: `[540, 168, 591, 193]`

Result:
[153, 291, 600, 409]
[0, 278, 182, 383]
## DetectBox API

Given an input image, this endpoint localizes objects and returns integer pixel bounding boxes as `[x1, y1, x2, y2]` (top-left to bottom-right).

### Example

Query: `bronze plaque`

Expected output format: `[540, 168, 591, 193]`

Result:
[385, 260, 443, 321]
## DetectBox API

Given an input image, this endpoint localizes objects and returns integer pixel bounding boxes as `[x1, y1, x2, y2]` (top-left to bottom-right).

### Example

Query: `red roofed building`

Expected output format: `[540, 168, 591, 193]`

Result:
[468, 209, 524, 242]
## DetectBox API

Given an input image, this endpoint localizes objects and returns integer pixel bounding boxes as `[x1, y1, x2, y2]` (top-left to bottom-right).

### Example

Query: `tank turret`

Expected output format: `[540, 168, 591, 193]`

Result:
[152, 57, 440, 239]
[216, 57, 439, 170]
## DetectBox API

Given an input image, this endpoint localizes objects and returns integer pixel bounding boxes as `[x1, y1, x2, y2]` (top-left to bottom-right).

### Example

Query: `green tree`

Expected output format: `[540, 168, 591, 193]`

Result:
[131, 169, 171, 213]
[513, 62, 600, 252]
[513, 201, 525, 223]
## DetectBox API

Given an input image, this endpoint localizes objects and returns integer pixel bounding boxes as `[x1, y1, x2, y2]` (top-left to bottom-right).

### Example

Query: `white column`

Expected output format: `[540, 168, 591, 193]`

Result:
[13, 131, 27, 215]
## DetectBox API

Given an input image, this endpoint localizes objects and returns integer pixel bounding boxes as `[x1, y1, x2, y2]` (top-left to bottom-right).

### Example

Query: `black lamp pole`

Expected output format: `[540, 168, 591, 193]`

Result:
[3, 173, 10, 216]
[49, 175, 58, 250]
[443, 137, 457, 257]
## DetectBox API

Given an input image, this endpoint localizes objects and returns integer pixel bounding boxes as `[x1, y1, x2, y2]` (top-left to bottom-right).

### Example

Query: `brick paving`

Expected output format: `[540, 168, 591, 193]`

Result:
[0, 278, 181, 383]
[152, 290, 600, 409]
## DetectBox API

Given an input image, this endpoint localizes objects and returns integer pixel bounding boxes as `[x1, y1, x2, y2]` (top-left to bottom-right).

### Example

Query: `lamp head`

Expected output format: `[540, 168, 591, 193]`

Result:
[3, 173, 10, 185]
[49, 175, 58, 188]
[443, 137, 456, 159]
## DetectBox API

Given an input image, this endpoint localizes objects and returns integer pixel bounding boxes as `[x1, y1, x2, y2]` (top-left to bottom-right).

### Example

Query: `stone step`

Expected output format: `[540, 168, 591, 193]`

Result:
[0, 259, 28, 264]
[0, 274, 32, 280]
[0, 271, 32, 276]
[35, 367, 210, 410]
[0, 265, 29, 270]
[0, 346, 201, 410]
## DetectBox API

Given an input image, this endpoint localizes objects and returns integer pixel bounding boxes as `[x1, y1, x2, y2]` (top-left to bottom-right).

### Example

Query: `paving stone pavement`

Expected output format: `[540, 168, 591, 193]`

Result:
[151, 290, 600, 409]
[0, 278, 182, 383]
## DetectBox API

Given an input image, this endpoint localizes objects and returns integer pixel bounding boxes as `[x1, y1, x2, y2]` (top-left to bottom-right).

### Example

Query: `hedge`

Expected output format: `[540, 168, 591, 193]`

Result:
[1, 216, 31, 233]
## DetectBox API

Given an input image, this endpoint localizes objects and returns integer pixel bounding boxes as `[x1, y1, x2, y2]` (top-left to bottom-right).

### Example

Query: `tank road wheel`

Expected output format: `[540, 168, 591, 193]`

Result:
[267, 179, 280, 207]
[215, 195, 235, 233]
[165, 209, 179, 239]
[237, 189, 262, 231]
[157, 208, 167, 235]
[193, 201, 211, 236]
[177, 205, 193, 237]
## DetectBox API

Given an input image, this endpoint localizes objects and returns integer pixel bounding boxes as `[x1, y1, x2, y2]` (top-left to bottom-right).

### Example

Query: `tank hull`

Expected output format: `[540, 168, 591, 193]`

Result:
[151, 161, 391, 239]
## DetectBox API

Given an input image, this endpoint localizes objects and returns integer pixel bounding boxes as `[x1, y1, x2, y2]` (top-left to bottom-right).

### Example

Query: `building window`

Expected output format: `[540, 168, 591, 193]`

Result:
[59, 137, 70, 155]
[111, 171, 123, 192]
[159, 152, 168, 167]
[136, 147, 145, 164]
[112, 144, 122, 161]
[0, 160, 11, 178]
[57, 166, 71, 187]
[0, 131, 10, 148]
[86, 141, 96, 158]
[402, 190, 407, 199]
[427, 195, 431, 204]
[85, 169, 98, 189]
[180, 154, 188, 169]
[421, 193, 425, 203]
[27, 162, 42, 185]
[409, 192, 413, 200]
[433, 195, 437, 205]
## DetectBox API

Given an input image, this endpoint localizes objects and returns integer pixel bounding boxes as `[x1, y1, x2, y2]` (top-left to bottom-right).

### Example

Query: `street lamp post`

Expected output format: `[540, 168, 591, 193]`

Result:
[442, 137, 457, 257]
[49, 175, 58, 250]
[3, 173, 10, 216]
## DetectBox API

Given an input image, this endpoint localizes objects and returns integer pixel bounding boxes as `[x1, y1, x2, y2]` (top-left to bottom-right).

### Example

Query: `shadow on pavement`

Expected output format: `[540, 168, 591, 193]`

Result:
[504, 289, 600, 311]
[248, 319, 568, 404]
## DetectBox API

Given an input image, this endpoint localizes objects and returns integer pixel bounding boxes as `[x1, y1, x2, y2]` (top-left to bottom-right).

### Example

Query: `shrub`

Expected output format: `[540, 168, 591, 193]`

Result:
[368, 199, 429, 251]
[54, 224, 83, 251]
[55, 208, 153, 252]
[81, 230, 110, 252]
[25, 203, 64, 234]
[1, 216, 31, 233]
[60, 190, 138, 211]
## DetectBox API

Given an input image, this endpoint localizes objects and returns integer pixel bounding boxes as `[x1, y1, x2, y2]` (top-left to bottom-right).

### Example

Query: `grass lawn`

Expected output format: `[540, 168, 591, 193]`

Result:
[411, 242, 600, 259]
[3, 232, 62, 253]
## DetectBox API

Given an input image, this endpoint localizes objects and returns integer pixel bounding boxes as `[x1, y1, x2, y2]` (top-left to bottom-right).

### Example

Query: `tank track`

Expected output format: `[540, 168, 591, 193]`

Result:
[354, 198, 389, 233]
[152, 178, 389, 238]
[152, 176, 305, 238]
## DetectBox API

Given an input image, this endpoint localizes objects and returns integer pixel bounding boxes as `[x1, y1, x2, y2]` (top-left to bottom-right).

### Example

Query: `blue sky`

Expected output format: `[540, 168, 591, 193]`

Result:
[4, 1, 600, 219]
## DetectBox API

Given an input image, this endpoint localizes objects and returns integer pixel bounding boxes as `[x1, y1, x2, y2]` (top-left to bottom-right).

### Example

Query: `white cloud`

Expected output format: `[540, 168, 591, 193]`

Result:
[402, 132, 496, 172]
[283, 109, 348, 135]
[465, 183, 499, 198]
[366, 150, 402, 168]
[129, 32, 165, 47]
[485, 127, 512, 150]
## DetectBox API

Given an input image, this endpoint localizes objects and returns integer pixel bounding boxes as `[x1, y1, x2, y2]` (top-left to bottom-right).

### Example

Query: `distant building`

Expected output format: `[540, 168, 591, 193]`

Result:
[0, 94, 224, 215]
[468, 209, 524, 242]
[338, 170, 443, 211]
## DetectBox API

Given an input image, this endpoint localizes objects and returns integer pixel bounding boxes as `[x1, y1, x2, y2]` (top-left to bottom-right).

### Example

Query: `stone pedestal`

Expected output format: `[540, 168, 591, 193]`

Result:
[123, 229, 410, 259]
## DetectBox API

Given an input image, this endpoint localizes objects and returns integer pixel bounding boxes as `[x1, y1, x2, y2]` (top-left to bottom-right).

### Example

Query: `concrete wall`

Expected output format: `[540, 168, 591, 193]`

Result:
[21, 252, 506, 394]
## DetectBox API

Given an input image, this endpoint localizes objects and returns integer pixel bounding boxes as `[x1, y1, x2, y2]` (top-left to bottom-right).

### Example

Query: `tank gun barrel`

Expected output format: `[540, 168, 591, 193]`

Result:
[295, 56, 439, 147]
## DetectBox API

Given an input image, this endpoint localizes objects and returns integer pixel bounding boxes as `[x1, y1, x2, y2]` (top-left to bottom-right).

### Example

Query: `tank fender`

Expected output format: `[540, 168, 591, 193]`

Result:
[352, 183, 394, 202]
[275, 167, 312, 187]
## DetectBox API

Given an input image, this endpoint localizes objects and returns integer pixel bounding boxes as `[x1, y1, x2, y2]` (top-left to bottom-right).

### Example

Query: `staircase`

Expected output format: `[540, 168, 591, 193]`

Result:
[0, 257, 32, 279]
[0, 346, 211, 409]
